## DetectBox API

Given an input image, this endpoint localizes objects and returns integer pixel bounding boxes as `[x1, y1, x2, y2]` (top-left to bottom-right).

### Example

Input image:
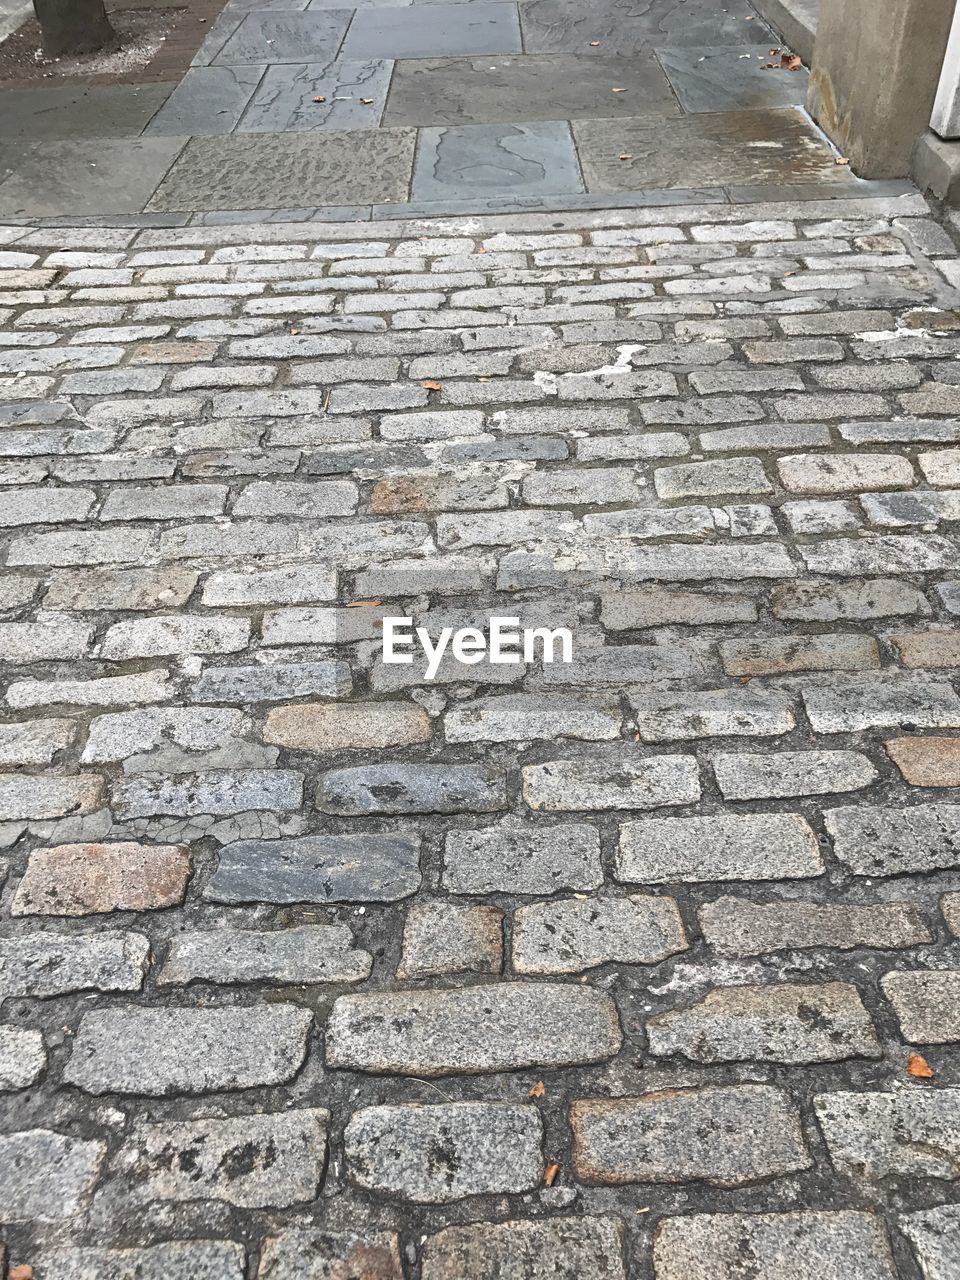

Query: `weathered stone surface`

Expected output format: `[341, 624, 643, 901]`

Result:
[445, 693, 621, 742]
[815, 1089, 960, 1180]
[513, 895, 687, 974]
[880, 970, 960, 1043]
[205, 833, 421, 904]
[653, 1211, 896, 1280]
[159, 925, 372, 986]
[345, 1103, 542, 1203]
[699, 896, 933, 956]
[901, 1205, 960, 1280]
[887, 736, 960, 785]
[713, 750, 878, 799]
[443, 823, 603, 894]
[0, 1025, 46, 1091]
[63, 1005, 312, 1095]
[192, 660, 353, 704]
[265, 702, 432, 751]
[824, 804, 960, 876]
[398, 901, 502, 979]
[720, 633, 879, 676]
[12, 841, 190, 915]
[0, 774, 103, 821]
[1, 1128, 105, 1222]
[33, 1243, 246, 1279]
[632, 688, 794, 741]
[647, 983, 881, 1064]
[0, 718, 74, 765]
[117, 1109, 329, 1208]
[82, 706, 270, 771]
[571, 1086, 810, 1187]
[326, 983, 622, 1075]
[0, 931, 148, 998]
[113, 769, 304, 817]
[256, 1228, 403, 1279]
[7, 671, 172, 709]
[522, 754, 699, 811]
[317, 764, 505, 814]
[803, 678, 960, 732]
[421, 1217, 625, 1280]
[618, 814, 823, 883]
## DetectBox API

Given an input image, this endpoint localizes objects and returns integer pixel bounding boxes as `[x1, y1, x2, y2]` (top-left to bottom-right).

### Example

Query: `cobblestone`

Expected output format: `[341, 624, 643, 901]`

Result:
[2, 197, 958, 1270]
[345, 1103, 542, 1203]
[571, 1086, 810, 1187]
[647, 983, 881, 1064]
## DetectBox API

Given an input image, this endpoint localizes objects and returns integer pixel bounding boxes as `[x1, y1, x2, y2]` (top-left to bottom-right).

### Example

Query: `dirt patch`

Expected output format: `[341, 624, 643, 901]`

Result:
[0, 8, 183, 82]
[0, 0, 226, 85]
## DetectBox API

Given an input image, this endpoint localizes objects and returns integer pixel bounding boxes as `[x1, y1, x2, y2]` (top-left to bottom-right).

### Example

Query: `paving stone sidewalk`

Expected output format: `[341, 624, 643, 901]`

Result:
[0, 0, 873, 217]
[1, 191, 960, 1278]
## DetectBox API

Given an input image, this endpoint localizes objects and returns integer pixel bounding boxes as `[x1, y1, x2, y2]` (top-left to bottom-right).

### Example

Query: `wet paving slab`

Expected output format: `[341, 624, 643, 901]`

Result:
[382, 52, 681, 127]
[411, 119, 584, 201]
[573, 109, 854, 193]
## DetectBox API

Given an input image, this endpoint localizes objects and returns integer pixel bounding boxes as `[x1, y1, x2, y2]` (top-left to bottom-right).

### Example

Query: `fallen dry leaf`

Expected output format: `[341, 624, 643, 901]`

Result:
[346, 599, 382, 608]
[290, 327, 300, 336]
[10, 1267, 34, 1280]
[619, 153, 634, 161]
[544, 1163, 560, 1186]
[589, 40, 600, 46]
[781, 53, 802, 70]
[312, 95, 326, 103]
[907, 1053, 935, 1078]
[835, 156, 850, 165]
[769, 47, 780, 54]
[421, 380, 443, 391]
[611, 87, 627, 93]
[529, 1080, 546, 1099]
[360, 98, 374, 104]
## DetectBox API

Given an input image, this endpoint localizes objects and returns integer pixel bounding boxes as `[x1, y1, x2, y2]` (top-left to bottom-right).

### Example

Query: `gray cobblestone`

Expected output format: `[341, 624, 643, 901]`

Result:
[346, 1103, 541, 1203]
[571, 1086, 809, 1187]
[64, 1005, 312, 1095]
[327, 983, 621, 1076]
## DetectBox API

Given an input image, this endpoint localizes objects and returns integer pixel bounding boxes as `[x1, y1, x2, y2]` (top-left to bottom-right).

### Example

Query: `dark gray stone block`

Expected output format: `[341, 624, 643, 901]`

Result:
[573, 109, 846, 192]
[212, 10, 353, 64]
[656, 46, 809, 113]
[146, 66, 266, 136]
[412, 120, 583, 201]
[0, 84, 174, 141]
[205, 833, 422, 903]
[342, 2, 522, 58]
[238, 59, 393, 131]
[520, 0, 773, 54]
[383, 52, 680, 126]
[0, 138, 188, 217]
[146, 129, 414, 210]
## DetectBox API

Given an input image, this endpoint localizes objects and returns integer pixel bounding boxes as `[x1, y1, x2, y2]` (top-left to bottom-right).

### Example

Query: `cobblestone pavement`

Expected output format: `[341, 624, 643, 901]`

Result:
[1, 192, 960, 1278]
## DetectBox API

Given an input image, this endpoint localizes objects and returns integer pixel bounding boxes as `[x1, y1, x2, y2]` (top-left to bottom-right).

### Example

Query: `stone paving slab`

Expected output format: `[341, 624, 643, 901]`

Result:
[211, 8, 353, 63]
[342, 1, 522, 58]
[519, 0, 775, 54]
[0, 137, 187, 217]
[574, 109, 857, 192]
[145, 127, 415, 210]
[412, 119, 584, 201]
[383, 51, 682, 127]
[655, 45, 810, 113]
[0, 84, 175, 141]
[144, 65, 267, 136]
[238, 57, 393, 130]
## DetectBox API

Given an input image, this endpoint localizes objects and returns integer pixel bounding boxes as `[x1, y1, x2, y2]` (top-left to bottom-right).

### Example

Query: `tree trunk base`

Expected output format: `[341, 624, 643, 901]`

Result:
[33, 0, 119, 59]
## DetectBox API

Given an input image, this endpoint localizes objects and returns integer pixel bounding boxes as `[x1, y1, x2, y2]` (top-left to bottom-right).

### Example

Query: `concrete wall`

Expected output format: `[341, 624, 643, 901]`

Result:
[807, 0, 955, 178]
